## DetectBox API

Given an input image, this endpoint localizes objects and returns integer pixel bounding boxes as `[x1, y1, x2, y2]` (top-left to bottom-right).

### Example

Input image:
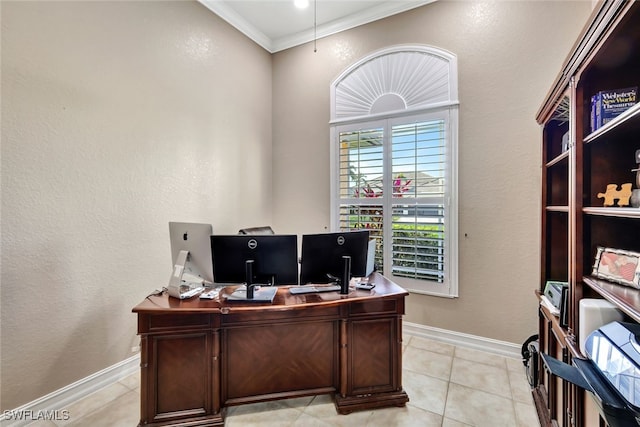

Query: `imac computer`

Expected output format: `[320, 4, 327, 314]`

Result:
[167, 222, 213, 299]
[299, 230, 371, 291]
[211, 234, 298, 300]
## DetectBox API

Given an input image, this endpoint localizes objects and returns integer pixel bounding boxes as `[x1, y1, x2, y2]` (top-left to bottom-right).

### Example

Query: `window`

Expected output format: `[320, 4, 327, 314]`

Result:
[330, 46, 458, 297]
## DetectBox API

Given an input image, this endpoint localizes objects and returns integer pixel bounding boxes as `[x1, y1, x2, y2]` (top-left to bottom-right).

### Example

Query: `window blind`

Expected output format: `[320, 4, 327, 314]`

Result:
[390, 121, 445, 282]
[337, 119, 446, 282]
[338, 128, 385, 272]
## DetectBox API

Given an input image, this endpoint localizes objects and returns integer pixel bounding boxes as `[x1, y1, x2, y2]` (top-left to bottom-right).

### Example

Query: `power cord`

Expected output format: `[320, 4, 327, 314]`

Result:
[146, 288, 166, 299]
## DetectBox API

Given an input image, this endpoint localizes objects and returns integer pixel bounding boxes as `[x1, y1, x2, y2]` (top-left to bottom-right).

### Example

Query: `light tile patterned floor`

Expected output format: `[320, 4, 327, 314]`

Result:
[25, 336, 539, 427]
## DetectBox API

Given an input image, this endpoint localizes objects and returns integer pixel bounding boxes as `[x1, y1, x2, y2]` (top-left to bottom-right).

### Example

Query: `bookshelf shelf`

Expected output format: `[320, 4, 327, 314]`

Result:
[583, 207, 640, 218]
[546, 150, 570, 168]
[584, 102, 640, 144]
[583, 276, 640, 323]
[546, 206, 570, 213]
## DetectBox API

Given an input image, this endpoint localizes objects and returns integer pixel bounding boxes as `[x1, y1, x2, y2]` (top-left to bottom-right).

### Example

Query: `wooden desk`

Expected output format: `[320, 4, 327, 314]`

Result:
[132, 273, 409, 426]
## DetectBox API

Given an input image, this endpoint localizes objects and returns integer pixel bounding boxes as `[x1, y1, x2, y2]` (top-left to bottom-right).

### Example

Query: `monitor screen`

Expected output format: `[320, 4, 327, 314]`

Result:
[299, 230, 370, 284]
[211, 235, 299, 286]
[169, 222, 214, 284]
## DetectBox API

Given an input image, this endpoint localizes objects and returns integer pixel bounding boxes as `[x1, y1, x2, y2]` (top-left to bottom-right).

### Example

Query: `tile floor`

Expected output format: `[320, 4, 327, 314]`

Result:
[24, 335, 539, 427]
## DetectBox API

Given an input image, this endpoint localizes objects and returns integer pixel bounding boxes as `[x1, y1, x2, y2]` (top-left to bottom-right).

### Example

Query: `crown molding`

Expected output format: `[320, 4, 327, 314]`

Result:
[271, 0, 435, 53]
[199, 0, 274, 51]
[199, 0, 435, 53]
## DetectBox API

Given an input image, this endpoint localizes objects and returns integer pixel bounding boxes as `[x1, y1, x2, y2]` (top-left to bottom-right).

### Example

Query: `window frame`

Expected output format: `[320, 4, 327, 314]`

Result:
[329, 45, 459, 298]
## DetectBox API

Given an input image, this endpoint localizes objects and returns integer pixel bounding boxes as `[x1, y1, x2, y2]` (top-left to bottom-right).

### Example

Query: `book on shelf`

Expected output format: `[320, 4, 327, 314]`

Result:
[590, 86, 637, 132]
[561, 131, 570, 152]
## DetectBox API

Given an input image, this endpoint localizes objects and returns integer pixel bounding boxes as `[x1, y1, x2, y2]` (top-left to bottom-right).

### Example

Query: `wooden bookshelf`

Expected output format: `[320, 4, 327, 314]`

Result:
[534, 1, 640, 426]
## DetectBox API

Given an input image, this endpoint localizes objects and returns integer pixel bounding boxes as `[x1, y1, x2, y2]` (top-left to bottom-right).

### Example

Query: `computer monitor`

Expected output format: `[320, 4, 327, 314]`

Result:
[210, 235, 299, 286]
[169, 222, 214, 284]
[299, 230, 371, 284]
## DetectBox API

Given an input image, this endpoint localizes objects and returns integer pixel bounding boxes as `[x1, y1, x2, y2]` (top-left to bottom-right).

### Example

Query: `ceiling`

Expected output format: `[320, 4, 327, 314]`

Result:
[198, 0, 434, 53]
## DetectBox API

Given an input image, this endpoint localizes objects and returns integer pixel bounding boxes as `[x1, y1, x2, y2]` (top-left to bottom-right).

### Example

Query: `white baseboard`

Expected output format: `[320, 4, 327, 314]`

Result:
[1, 324, 521, 426]
[1, 354, 140, 427]
[403, 321, 522, 359]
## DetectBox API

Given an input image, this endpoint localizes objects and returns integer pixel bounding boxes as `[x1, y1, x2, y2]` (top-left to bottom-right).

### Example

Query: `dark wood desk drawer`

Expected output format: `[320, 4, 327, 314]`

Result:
[141, 313, 211, 333]
[349, 298, 399, 317]
[221, 305, 340, 326]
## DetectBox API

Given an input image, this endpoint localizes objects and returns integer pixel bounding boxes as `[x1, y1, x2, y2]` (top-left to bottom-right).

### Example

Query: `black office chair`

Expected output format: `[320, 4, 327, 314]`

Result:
[238, 226, 275, 235]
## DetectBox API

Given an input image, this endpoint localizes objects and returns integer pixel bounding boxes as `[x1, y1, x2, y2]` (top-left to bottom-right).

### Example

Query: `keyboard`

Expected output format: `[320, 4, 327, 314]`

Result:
[179, 287, 204, 299]
[289, 285, 341, 295]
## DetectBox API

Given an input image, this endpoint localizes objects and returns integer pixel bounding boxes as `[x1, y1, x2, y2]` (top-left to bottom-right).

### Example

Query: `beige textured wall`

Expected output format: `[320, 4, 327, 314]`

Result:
[271, 1, 592, 343]
[1, 1, 271, 410]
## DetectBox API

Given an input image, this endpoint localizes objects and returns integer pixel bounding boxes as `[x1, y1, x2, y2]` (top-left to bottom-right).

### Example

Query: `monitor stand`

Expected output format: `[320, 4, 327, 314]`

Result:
[167, 250, 205, 299]
[340, 255, 351, 294]
[224, 286, 278, 302]
[223, 260, 277, 302]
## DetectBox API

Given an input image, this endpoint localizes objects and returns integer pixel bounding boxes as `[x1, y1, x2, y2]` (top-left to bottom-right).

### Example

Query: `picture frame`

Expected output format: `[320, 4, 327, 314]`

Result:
[592, 246, 640, 289]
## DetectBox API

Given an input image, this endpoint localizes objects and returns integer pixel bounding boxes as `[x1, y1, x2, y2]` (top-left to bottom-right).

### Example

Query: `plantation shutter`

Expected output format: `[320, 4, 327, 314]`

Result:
[390, 120, 445, 282]
[338, 127, 385, 272]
